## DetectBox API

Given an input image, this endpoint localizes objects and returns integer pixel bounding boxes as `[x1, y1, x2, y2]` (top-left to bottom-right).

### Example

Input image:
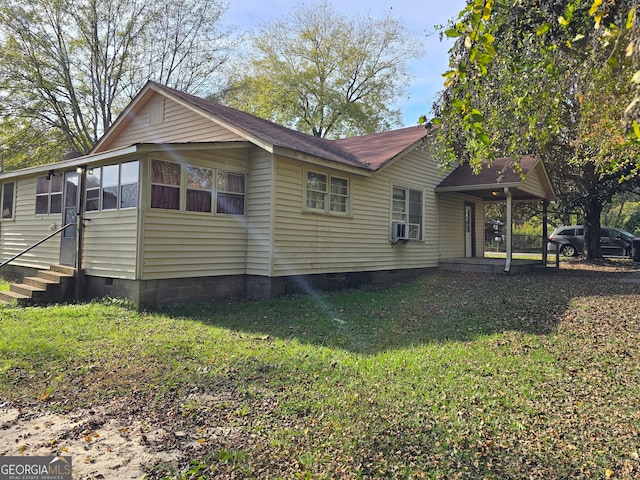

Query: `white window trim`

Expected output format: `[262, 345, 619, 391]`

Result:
[390, 182, 424, 242]
[303, 167, 351, 217]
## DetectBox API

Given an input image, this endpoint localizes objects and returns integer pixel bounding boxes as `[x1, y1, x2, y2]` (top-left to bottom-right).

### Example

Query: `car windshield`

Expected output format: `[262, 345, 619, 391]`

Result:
[615, 228, 634, 239]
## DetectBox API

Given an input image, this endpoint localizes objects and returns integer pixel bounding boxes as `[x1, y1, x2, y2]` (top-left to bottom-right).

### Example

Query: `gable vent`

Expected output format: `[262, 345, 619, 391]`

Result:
[149, 98, 165, 125]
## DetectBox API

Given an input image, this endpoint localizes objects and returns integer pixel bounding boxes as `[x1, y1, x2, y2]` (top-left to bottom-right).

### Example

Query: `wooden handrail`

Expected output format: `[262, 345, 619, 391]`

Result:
[0, 223, 76, 268]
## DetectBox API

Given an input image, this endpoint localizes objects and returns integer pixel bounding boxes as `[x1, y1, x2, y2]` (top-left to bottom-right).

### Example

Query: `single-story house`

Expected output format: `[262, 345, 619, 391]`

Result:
[0, 81, 555, 307]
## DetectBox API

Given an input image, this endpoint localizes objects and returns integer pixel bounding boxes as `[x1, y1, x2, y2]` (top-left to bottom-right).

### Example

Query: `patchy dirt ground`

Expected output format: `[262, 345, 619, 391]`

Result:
[0, 388, 247, 479]
[1, 397, 194, 479]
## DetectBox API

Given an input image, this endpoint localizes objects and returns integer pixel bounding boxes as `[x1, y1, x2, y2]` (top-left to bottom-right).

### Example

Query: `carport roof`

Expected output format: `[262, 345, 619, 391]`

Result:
[435, 155, 556, 202]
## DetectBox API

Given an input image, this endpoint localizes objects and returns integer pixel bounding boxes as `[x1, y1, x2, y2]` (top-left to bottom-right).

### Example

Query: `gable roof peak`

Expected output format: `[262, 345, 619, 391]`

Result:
[96, 81, 432, 170]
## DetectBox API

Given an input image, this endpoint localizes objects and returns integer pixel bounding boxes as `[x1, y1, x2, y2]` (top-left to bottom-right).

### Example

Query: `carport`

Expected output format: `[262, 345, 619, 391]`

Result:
[435, 155, 557, 273]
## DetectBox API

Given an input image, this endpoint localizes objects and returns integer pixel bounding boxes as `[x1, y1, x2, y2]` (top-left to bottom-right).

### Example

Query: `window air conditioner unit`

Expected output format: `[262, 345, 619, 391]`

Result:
[392, 221, 409, 242]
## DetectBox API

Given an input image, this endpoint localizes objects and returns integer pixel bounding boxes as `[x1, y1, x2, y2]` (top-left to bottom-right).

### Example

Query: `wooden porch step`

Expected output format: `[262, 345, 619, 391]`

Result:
[23, 276, 59, 290]
[1, 264, 76, 306]
[50, 264, 76, 276]
[11, 283, 46, 297]
[37, 270, 74, 282]
[0, 289, 31, 304]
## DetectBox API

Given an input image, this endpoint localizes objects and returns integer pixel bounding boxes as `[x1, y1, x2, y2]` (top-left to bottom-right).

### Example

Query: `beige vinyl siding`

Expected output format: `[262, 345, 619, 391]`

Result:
[82, 209, 138, 278]
[141, 211, 247, 280]
[0, 176, 61, 269]
[106, 95, 244, 150]
[438, 193, 485, 258]
[271, 149, 443, 277]
[146, 148, 249, 171]
[139, 148, 251, 280]
[246, 149, 273, 276]
[520, 165, 547, 199]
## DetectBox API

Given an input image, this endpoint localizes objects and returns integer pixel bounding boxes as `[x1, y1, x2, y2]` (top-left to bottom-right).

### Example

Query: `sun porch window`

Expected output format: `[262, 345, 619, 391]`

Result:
[150, 159, 245, 215]
[85, 161, 140, 211]
[1, 182, 15, 219]
[35, 174, 63, 215]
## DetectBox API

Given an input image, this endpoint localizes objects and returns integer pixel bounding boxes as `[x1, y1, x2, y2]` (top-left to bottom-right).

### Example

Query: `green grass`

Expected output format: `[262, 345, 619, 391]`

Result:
[1, 271, 639, 478]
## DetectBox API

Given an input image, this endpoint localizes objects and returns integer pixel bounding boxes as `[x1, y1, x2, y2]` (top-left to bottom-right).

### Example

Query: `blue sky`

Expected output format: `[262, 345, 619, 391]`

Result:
[222, 0, 467, 127]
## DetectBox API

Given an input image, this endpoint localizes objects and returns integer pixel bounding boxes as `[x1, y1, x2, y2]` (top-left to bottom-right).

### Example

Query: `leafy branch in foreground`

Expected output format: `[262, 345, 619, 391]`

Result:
[431, 0, 640, 259]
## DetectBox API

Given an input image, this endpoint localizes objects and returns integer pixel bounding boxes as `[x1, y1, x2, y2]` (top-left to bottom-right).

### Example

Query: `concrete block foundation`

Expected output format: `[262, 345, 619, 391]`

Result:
[83, 267, 435, 308]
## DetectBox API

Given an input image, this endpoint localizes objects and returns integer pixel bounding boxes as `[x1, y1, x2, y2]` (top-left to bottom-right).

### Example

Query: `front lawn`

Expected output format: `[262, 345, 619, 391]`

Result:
[1, 267, 639, 479]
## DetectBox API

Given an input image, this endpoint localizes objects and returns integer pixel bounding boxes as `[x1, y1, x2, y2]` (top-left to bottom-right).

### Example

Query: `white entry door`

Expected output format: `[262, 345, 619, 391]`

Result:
[464, 203, 474, 258]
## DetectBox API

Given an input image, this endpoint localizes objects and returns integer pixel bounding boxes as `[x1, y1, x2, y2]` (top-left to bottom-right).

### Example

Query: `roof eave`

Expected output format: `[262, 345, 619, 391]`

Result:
[0, 145, 140, 180]
[435, 182, 522, 193]
[273, 146, 372, 177]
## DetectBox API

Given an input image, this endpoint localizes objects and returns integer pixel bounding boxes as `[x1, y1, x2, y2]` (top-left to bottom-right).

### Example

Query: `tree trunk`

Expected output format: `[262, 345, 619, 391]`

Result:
[583, 196, 602, 259]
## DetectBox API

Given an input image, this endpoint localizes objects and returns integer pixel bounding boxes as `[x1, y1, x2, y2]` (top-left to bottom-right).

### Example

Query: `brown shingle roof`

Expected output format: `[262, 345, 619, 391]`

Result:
[436, 155, 539, 189]
[153, 82, 430, 171]
[334, 127, 433, 169]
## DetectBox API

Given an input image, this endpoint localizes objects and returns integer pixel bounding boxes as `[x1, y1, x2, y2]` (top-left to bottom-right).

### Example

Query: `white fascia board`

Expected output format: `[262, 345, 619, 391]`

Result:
[0, 145, 139, 180]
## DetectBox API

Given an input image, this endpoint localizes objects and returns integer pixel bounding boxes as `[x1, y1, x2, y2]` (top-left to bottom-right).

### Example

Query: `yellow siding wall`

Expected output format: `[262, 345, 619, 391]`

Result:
[141, 211, 247, 279]
[139, 149, 250, 280]
[83, 209, 138, 279]
[438, 193, 485, 258]
[246, 148, 273, 276]
[520, 165, 547, 199]
[0, 176, 61, 269]
[106, 96, 244, 150]
[270, 148, 445, 277]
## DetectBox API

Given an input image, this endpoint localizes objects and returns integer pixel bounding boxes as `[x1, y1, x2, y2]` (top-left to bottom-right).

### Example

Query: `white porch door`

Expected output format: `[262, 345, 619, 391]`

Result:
[59, 171, 80, 267]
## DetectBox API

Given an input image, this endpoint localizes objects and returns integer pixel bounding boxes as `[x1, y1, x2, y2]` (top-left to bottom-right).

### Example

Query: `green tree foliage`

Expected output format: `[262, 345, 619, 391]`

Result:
[217, 2, 422, 138]
[0, 0, 234, 169]
[625, 206, 640, 233]
[433, 0, 640, 258]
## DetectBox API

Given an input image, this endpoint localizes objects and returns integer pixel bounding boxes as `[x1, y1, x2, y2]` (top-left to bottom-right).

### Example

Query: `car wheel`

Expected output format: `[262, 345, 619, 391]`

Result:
[560, 244, 577, 257]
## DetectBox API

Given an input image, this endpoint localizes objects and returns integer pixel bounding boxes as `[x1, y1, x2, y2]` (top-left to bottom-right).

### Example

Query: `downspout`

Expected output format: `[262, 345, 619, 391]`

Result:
[504, 187, 512, 273]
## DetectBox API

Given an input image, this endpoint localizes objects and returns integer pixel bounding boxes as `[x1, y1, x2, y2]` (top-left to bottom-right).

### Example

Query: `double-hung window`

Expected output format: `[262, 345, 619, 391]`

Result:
[216, 171, 245, 215]
[151, 160, 181, 210]
[85, 161, 140, 211]
[35, 174, 63, 215]
[186, 165, 213, 213]
[392, 186, 423, 240]
[1, 182, 15, 219]
[151, 159, 245, 215]
[306, 171, 349, 215]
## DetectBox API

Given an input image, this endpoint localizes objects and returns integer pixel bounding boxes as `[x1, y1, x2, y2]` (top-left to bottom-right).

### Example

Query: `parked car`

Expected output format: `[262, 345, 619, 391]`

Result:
[548, 225, 638, 257]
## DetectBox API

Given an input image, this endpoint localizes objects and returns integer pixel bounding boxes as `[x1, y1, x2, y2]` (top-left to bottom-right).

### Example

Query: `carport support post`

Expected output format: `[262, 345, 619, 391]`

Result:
[542, 200, 549, 263]
[504, 187, 512, 273]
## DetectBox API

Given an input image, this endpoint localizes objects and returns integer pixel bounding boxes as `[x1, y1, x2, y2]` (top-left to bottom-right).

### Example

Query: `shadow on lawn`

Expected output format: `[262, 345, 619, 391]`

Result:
[149, 269, 638, 355]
